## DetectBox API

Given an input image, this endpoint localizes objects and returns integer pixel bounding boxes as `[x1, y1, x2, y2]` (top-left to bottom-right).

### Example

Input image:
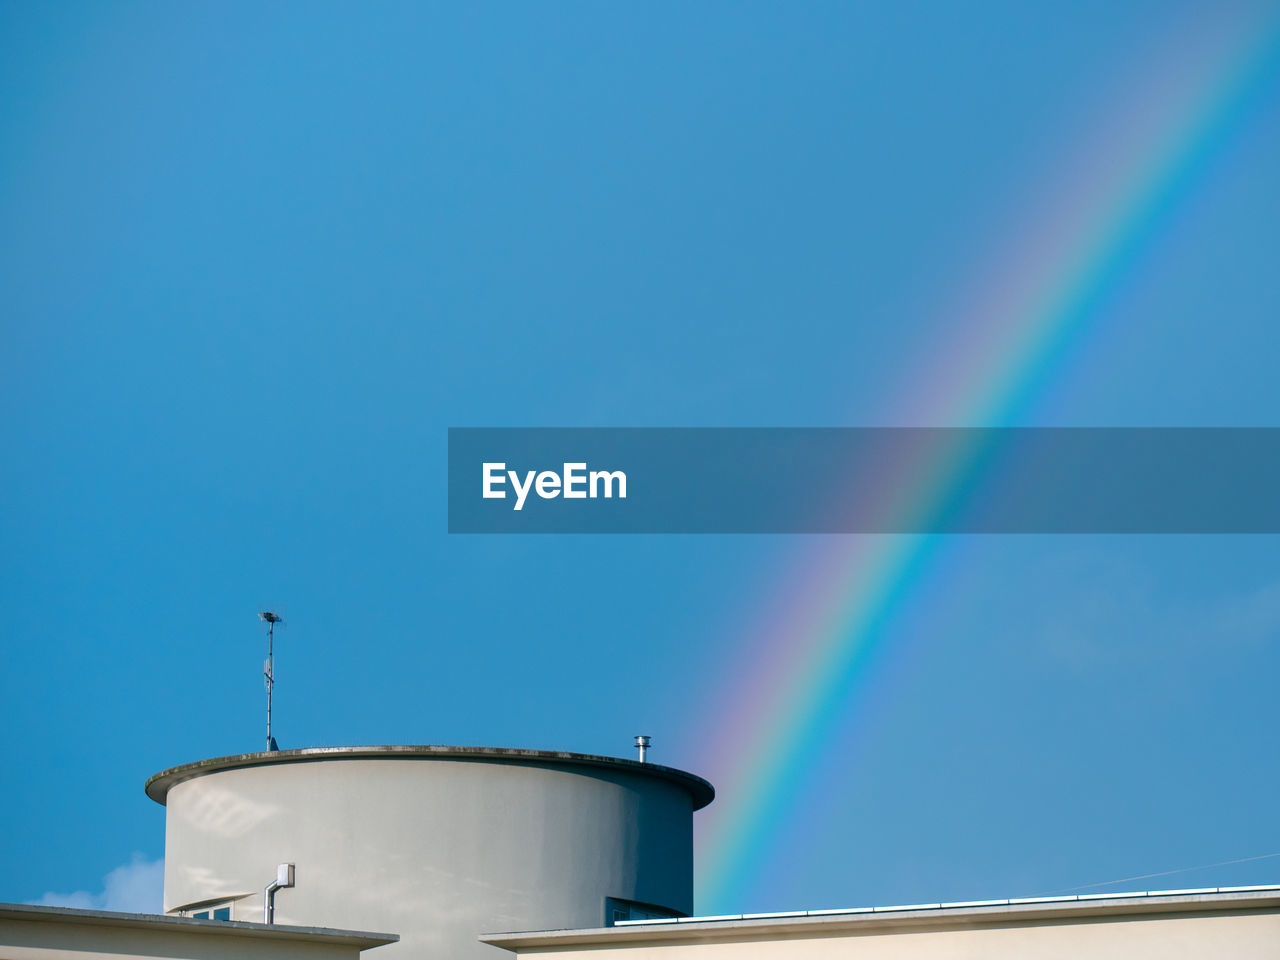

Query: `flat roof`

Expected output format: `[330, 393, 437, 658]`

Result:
[0, 902, 398, 948]
[145, 745, 715, 810]
[481, 886, 1280, 950]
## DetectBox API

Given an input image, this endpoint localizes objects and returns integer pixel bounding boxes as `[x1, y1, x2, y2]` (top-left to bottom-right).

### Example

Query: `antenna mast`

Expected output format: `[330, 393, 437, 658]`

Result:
[259, 612, 282, 751]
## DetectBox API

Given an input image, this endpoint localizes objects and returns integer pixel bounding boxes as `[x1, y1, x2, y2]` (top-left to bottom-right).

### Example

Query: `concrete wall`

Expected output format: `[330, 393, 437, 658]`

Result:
[157, 751, 702, 960]
[0, 906, 390, 960]
[0, 924, 355, 960]
[486, 904, 1280, 960]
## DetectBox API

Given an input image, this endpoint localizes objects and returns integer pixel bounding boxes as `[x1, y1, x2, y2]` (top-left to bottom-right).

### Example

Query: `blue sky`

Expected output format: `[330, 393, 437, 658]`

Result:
[3, 0, 1280, 916]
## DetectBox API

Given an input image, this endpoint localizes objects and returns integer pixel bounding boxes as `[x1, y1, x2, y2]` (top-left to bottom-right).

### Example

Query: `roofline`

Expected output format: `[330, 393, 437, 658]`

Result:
[480, 887, 1280, 950]
[145, 745, 715, 810]
[0, 902, 398, 948]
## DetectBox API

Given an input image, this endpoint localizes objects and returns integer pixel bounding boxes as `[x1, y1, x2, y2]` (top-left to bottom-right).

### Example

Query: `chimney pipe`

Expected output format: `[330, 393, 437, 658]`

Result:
[264, 863, 295, 924]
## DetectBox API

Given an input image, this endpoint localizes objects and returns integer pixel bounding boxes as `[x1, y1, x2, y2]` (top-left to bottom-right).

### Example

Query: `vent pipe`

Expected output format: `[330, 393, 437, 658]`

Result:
[264, 862, 295, 924]
[634, 735, 651, 762]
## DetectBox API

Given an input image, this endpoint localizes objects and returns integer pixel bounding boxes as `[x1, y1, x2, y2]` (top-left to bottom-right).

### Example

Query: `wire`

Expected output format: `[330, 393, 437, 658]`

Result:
[1044, 851, 1280, 895]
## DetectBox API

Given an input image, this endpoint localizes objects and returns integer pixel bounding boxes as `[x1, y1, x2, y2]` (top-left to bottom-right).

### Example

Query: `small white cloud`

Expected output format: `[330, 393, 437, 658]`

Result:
[29, 854, 164, 915]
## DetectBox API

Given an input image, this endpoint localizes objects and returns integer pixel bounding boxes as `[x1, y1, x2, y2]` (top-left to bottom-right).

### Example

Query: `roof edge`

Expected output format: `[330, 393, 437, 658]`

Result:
[479, 888, 1280, 950]
[0, 902, 398, 947]
[145, 745, 714, 810]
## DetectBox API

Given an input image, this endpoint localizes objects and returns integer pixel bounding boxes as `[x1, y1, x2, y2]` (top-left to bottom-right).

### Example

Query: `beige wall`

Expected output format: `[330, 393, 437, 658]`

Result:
[0, 915, 366, 960]
[492, 909, 1280, 960]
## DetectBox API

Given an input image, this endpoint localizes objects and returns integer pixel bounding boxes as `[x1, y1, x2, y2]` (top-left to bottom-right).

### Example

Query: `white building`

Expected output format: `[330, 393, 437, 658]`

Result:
[6, 743, 1280, 960]
[147, 745, 712, 958]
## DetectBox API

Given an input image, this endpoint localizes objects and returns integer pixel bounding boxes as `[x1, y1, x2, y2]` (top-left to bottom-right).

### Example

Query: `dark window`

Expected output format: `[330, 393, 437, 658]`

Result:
[189, 904, 232, 921]
[604, 897, 682, 926]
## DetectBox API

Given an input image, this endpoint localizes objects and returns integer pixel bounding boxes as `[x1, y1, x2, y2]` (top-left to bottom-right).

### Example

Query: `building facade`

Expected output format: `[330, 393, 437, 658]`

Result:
[146, 745, 714, 960]
[8, 743, 1279, 960]
[0, 902, 395, 960]
[482, 888, 1280, 959]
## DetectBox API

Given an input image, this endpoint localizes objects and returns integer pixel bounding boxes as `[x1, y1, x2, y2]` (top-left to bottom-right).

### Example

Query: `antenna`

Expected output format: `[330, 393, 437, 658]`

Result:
[259, 612, 282, 752]
[634, 735, 651, 762]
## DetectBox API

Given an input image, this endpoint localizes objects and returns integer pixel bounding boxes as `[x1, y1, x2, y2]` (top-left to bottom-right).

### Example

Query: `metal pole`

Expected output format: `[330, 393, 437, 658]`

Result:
[266, 619, 273, 752]
[259, 611, 282, 752]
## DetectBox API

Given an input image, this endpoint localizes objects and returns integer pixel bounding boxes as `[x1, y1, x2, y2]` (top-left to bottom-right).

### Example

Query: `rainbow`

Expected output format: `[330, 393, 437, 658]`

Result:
[695, 7, 1280, 912]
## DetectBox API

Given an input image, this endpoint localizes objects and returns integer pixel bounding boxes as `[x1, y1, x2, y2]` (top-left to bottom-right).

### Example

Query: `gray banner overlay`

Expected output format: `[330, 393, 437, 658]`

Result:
[448, 428, 1280, 533]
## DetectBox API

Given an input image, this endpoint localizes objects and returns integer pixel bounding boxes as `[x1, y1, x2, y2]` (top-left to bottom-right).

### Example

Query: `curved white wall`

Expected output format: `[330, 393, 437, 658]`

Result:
[151, 748, 712, 960]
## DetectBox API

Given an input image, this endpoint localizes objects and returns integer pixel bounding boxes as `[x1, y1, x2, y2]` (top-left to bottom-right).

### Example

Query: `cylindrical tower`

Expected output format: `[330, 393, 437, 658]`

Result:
[146, 746, 714, 958]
